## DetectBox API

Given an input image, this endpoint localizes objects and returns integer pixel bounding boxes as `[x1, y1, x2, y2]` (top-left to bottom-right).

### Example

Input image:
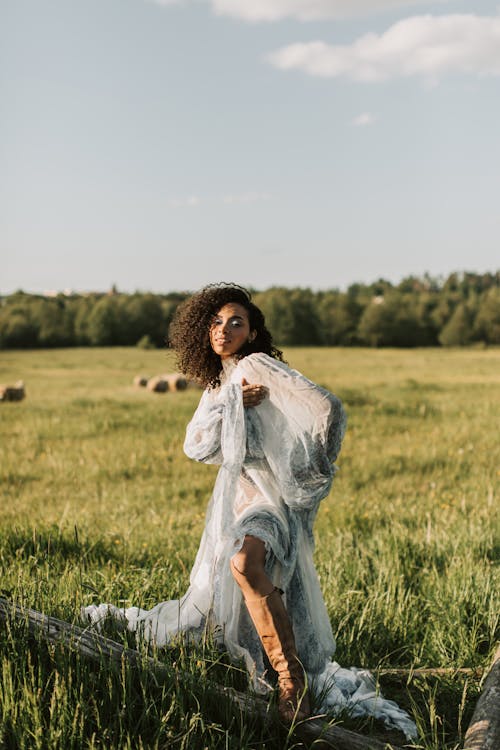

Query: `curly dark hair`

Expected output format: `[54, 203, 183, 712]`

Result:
[169, 283, 285, 388]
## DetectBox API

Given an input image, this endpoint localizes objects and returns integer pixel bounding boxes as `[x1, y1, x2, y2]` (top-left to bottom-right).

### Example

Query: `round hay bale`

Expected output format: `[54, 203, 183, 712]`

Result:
[147, 376, 168, 393]
[0, 382, 25, 402]
[133, 375, 149, 388]
[165, 373, 188, 392]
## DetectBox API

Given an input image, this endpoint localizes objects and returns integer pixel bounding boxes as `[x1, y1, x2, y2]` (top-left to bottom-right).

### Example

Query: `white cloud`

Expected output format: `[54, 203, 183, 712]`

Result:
[222, 191, 272, 204]
[267, 14, 500, 81]
[169, 195, 201, 208]
[212, 0, 452, 22]
[352, 112, 376, 126]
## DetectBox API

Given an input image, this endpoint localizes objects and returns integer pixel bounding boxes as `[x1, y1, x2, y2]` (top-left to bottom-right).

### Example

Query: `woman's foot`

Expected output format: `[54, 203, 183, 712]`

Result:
[277, 675, 310, 723]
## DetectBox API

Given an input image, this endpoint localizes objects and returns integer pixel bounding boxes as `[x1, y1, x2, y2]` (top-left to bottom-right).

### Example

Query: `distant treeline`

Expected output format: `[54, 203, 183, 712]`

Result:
[1, 271, 499, 349]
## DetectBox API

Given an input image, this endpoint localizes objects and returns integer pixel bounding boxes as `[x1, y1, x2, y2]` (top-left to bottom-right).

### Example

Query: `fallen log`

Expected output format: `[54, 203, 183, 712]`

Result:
[463, 644, 500, 750]
[0, 597, 405, 750]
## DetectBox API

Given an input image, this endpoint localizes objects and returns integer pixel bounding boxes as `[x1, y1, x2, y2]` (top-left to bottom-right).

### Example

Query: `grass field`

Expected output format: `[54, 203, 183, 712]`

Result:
[0, 346, 499, 749]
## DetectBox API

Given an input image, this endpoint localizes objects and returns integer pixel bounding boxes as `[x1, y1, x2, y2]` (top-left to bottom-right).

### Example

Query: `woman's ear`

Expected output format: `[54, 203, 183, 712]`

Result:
[248, 331, 257, 343]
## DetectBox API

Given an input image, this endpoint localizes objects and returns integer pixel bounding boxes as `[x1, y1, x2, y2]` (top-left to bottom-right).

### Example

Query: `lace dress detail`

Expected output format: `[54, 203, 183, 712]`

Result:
[83, 353, 416, 739]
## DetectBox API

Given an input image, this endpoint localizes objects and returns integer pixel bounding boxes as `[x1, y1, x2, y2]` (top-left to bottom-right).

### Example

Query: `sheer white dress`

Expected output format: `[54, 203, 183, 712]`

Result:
[83, 353, 416, 739]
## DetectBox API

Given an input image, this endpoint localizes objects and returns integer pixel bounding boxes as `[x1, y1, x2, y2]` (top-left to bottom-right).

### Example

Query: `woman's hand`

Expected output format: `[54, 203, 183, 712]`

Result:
[241, 378, 268, 408]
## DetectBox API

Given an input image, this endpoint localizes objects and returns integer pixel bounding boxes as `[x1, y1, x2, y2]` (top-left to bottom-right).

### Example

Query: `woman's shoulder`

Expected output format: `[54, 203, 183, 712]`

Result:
[243, 352, 275, 366]
[233, 353, 302, 388]
[238, 352, 290, 375]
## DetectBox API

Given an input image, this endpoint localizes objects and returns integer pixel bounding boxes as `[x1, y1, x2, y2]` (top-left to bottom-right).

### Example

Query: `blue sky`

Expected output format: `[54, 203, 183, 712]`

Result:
[2, 0, 499, 294]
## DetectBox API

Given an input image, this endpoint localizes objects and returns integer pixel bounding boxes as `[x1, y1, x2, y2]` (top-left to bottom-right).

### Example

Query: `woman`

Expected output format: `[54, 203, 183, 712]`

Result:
[84, 284, 416, 737]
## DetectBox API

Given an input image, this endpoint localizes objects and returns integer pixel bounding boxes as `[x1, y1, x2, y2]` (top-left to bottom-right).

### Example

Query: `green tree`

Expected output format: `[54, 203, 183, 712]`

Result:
[431, 292, 461, 333]
[86, 296, 121, 345]
[73, 296, 95, 345]
[122, 294, 166, 347]
[358, 293, 427, 347]
[254, 288, 322, 345]
[34, 297, 74, 347]
[318, 291, 362, 345]
[473, 287, 500, 344]
[413, 292, 440, 346]
[0, 305, 39, 348]
[368, 278, 394, 296]
[439, 303, 474, 346]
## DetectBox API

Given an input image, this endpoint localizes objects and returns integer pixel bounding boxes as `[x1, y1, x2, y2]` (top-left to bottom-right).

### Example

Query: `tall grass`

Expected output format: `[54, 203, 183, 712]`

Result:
[0, 347, 499, 748]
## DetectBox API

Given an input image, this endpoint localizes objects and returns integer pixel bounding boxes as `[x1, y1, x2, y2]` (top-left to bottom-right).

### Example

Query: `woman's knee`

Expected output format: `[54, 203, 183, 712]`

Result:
[230, 535, 266, 585]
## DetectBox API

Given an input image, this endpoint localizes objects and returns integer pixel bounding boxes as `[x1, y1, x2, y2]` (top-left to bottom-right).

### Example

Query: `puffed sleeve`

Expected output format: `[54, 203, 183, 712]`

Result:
[183, 388, 225, 464]
[233, 353, 347, 510]
[183, 382, 247, 469]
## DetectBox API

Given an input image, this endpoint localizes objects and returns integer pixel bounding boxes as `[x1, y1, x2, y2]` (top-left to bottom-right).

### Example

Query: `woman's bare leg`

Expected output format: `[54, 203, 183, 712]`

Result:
[230, 535, 274, 600]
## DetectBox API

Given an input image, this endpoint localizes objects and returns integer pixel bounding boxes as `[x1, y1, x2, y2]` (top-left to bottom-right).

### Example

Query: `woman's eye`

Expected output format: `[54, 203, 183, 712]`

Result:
[231, 320, 242, 328]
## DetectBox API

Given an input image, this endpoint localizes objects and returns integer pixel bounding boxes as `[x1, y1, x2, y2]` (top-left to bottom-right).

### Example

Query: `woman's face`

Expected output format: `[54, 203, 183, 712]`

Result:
[209, 302, 255, 359]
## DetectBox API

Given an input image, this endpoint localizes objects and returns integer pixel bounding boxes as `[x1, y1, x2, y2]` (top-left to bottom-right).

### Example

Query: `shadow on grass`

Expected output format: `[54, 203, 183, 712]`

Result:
[0, 526, 125, 568]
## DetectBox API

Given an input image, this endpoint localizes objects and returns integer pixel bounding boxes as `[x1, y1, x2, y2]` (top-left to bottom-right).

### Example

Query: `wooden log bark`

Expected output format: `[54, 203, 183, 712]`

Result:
[463, 645, 500, 750]
[0, 597, 407, 749]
